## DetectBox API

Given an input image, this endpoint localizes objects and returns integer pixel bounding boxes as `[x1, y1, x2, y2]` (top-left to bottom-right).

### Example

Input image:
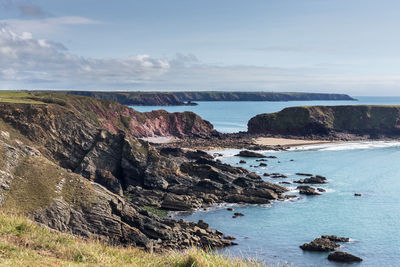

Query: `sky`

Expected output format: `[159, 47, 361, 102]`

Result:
[0, 0, 400, 95]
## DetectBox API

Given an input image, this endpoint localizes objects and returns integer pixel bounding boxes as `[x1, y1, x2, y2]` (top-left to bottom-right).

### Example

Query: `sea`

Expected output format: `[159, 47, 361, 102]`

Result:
[132, 96, 400, 267]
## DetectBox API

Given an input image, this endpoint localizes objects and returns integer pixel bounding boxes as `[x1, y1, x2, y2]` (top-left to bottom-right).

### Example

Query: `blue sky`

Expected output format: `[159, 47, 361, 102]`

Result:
[0, 0, 399, 95]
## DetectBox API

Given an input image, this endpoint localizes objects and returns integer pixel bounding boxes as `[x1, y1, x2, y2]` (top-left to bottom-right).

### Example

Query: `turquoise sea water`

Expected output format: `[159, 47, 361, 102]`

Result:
[132, 97, 400, 266]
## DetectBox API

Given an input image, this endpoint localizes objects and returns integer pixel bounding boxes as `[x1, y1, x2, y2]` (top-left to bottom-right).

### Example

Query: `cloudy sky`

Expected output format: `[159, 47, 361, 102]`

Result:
[0, 0, 400, 95]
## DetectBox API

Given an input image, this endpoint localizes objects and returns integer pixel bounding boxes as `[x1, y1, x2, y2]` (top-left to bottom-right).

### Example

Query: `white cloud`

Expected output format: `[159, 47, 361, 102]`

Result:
[1, 21, 400, 94]
[0, 24, 170, 88]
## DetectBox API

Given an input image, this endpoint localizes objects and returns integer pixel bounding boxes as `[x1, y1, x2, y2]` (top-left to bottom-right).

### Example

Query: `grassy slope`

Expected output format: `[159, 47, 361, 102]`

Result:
[0, 213, 262, 267]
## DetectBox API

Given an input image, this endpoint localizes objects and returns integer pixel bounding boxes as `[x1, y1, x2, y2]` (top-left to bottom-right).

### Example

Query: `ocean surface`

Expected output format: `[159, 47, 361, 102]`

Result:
[132, 96, 400, 266]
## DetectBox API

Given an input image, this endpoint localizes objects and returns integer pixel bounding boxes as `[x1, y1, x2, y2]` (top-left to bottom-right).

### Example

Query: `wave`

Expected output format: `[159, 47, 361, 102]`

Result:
[289, 141, 400, 152]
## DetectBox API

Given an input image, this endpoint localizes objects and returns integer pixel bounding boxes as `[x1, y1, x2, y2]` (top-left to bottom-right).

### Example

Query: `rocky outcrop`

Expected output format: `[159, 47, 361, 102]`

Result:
[235, 150, 267, 158]
[248, 105, 400, 137]
[66, 91, 355, 106]
[300, 237, 340, 252]
[0, 129, 234, 251]
[295, 175, 328, 184]
[0, 93, 290, 251]
[300, 235, 351, 252]
[297, 186, 321, 195]
[0, 93, 214, 142]
[328, 252, 363, 262]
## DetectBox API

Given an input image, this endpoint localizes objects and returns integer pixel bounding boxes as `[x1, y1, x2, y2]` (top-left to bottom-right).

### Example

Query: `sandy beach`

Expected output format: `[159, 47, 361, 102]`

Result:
[254, 137, 333, 147]
[141, 136, 177, 144]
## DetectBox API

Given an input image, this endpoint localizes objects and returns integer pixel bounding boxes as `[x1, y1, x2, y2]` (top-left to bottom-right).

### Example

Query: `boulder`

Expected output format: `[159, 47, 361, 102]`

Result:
[300, 237, 340, 252]
[297, 186, 321, 196]
[295, 175, 327, 184]
[328, 252, 363, 263]
[321, 235, 350, 242]
[235, 150, 266, 158]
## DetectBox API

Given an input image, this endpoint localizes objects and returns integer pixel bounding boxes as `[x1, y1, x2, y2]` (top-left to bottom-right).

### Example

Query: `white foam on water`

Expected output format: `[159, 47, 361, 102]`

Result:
[289, 141, 400, 152]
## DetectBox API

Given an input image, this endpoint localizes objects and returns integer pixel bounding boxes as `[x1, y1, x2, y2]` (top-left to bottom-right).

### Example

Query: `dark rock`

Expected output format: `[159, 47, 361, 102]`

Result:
[223, 235, 236, 240]
[161, 194, 193, 211]
[300, 237, 340, 252]
[263, 173, 270, 177]
[227, 208, 234, 211]
[256, 159, 268, 162]
[235, 150, 266, 158]
[354, 193, 362, 197]
[246, 172, 262, 180]
[233, 212, 244, 216]
[296, 173, 313, 176]
[197, 220, 209, 229]
[270, 174, 288, 179]
[295, 175, 327, 184]
[321, 235, 350, 242]
[328, 252, 363, 263]
[259, 163, 267, 167]
[297, 186, 321, 195]
[239, 160, 246, 164]
[317, 188, 326, 192]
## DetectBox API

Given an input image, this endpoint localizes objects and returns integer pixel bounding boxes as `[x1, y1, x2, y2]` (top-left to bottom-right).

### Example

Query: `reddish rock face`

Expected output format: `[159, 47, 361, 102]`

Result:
[0, 94, 215, 140]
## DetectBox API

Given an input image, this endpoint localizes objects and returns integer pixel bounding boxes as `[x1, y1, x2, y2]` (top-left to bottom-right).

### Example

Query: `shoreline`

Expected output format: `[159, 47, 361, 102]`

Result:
[254, 137, 333, 147]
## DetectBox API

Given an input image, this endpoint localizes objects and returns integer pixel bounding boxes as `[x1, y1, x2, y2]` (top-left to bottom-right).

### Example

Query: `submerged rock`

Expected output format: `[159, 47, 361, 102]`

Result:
[328, 252, 363, 263]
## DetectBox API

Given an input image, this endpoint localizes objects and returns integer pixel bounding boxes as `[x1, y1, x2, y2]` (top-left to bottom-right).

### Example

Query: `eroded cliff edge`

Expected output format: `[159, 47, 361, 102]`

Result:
[248, 105, 400, 138]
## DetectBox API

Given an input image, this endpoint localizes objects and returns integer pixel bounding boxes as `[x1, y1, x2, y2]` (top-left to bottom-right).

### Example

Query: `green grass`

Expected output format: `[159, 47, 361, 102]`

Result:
[141, 206, 169, 217]
[0, 91, 44, 104]
[0, 213, 265, 266]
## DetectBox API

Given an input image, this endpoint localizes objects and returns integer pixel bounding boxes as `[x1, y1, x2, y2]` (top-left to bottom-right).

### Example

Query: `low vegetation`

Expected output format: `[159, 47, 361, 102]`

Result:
[0, 213, 263, 266]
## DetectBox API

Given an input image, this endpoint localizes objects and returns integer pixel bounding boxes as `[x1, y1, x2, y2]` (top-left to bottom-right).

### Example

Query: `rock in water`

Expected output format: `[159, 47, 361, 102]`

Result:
[328, 252, 363, 262]
[235, 150, 266, 158]
[297, 186, 321, 195]
[321, 235, 350, 242]
[295, 175, 327, 184]
[300, 237, 340, 252]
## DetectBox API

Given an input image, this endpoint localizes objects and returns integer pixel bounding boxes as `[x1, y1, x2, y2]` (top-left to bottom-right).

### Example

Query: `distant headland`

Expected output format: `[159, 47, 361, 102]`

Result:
[64, 91, 356, 106]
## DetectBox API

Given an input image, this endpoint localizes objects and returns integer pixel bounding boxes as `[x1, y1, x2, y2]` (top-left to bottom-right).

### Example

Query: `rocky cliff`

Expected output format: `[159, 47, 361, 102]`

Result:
[248, 105, 400, 137]
[66, 91, 356, 106]
[0, 92, 288, 251]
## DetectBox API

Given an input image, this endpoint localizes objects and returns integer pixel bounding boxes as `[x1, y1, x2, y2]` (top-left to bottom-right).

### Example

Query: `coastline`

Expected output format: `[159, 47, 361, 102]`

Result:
[254, 137, 333, 147]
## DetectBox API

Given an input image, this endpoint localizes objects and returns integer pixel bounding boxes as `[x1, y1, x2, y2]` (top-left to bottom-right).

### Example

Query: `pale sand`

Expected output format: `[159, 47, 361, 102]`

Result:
[141, 136, 177, 144]
[254, 137, 332, 147]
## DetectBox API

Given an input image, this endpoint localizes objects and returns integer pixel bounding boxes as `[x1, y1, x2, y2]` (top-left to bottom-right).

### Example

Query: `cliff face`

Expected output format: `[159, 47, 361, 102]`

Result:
[0, 93, 214, 137]
[0, 92, 288, 251]
[248, 105, 400, 137]
[66, 91, 356, 106]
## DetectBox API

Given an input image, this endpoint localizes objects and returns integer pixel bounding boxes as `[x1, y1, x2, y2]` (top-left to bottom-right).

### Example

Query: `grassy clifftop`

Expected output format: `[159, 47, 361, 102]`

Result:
[0, 213, 261, 266]
[248, 105, 400, 137]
